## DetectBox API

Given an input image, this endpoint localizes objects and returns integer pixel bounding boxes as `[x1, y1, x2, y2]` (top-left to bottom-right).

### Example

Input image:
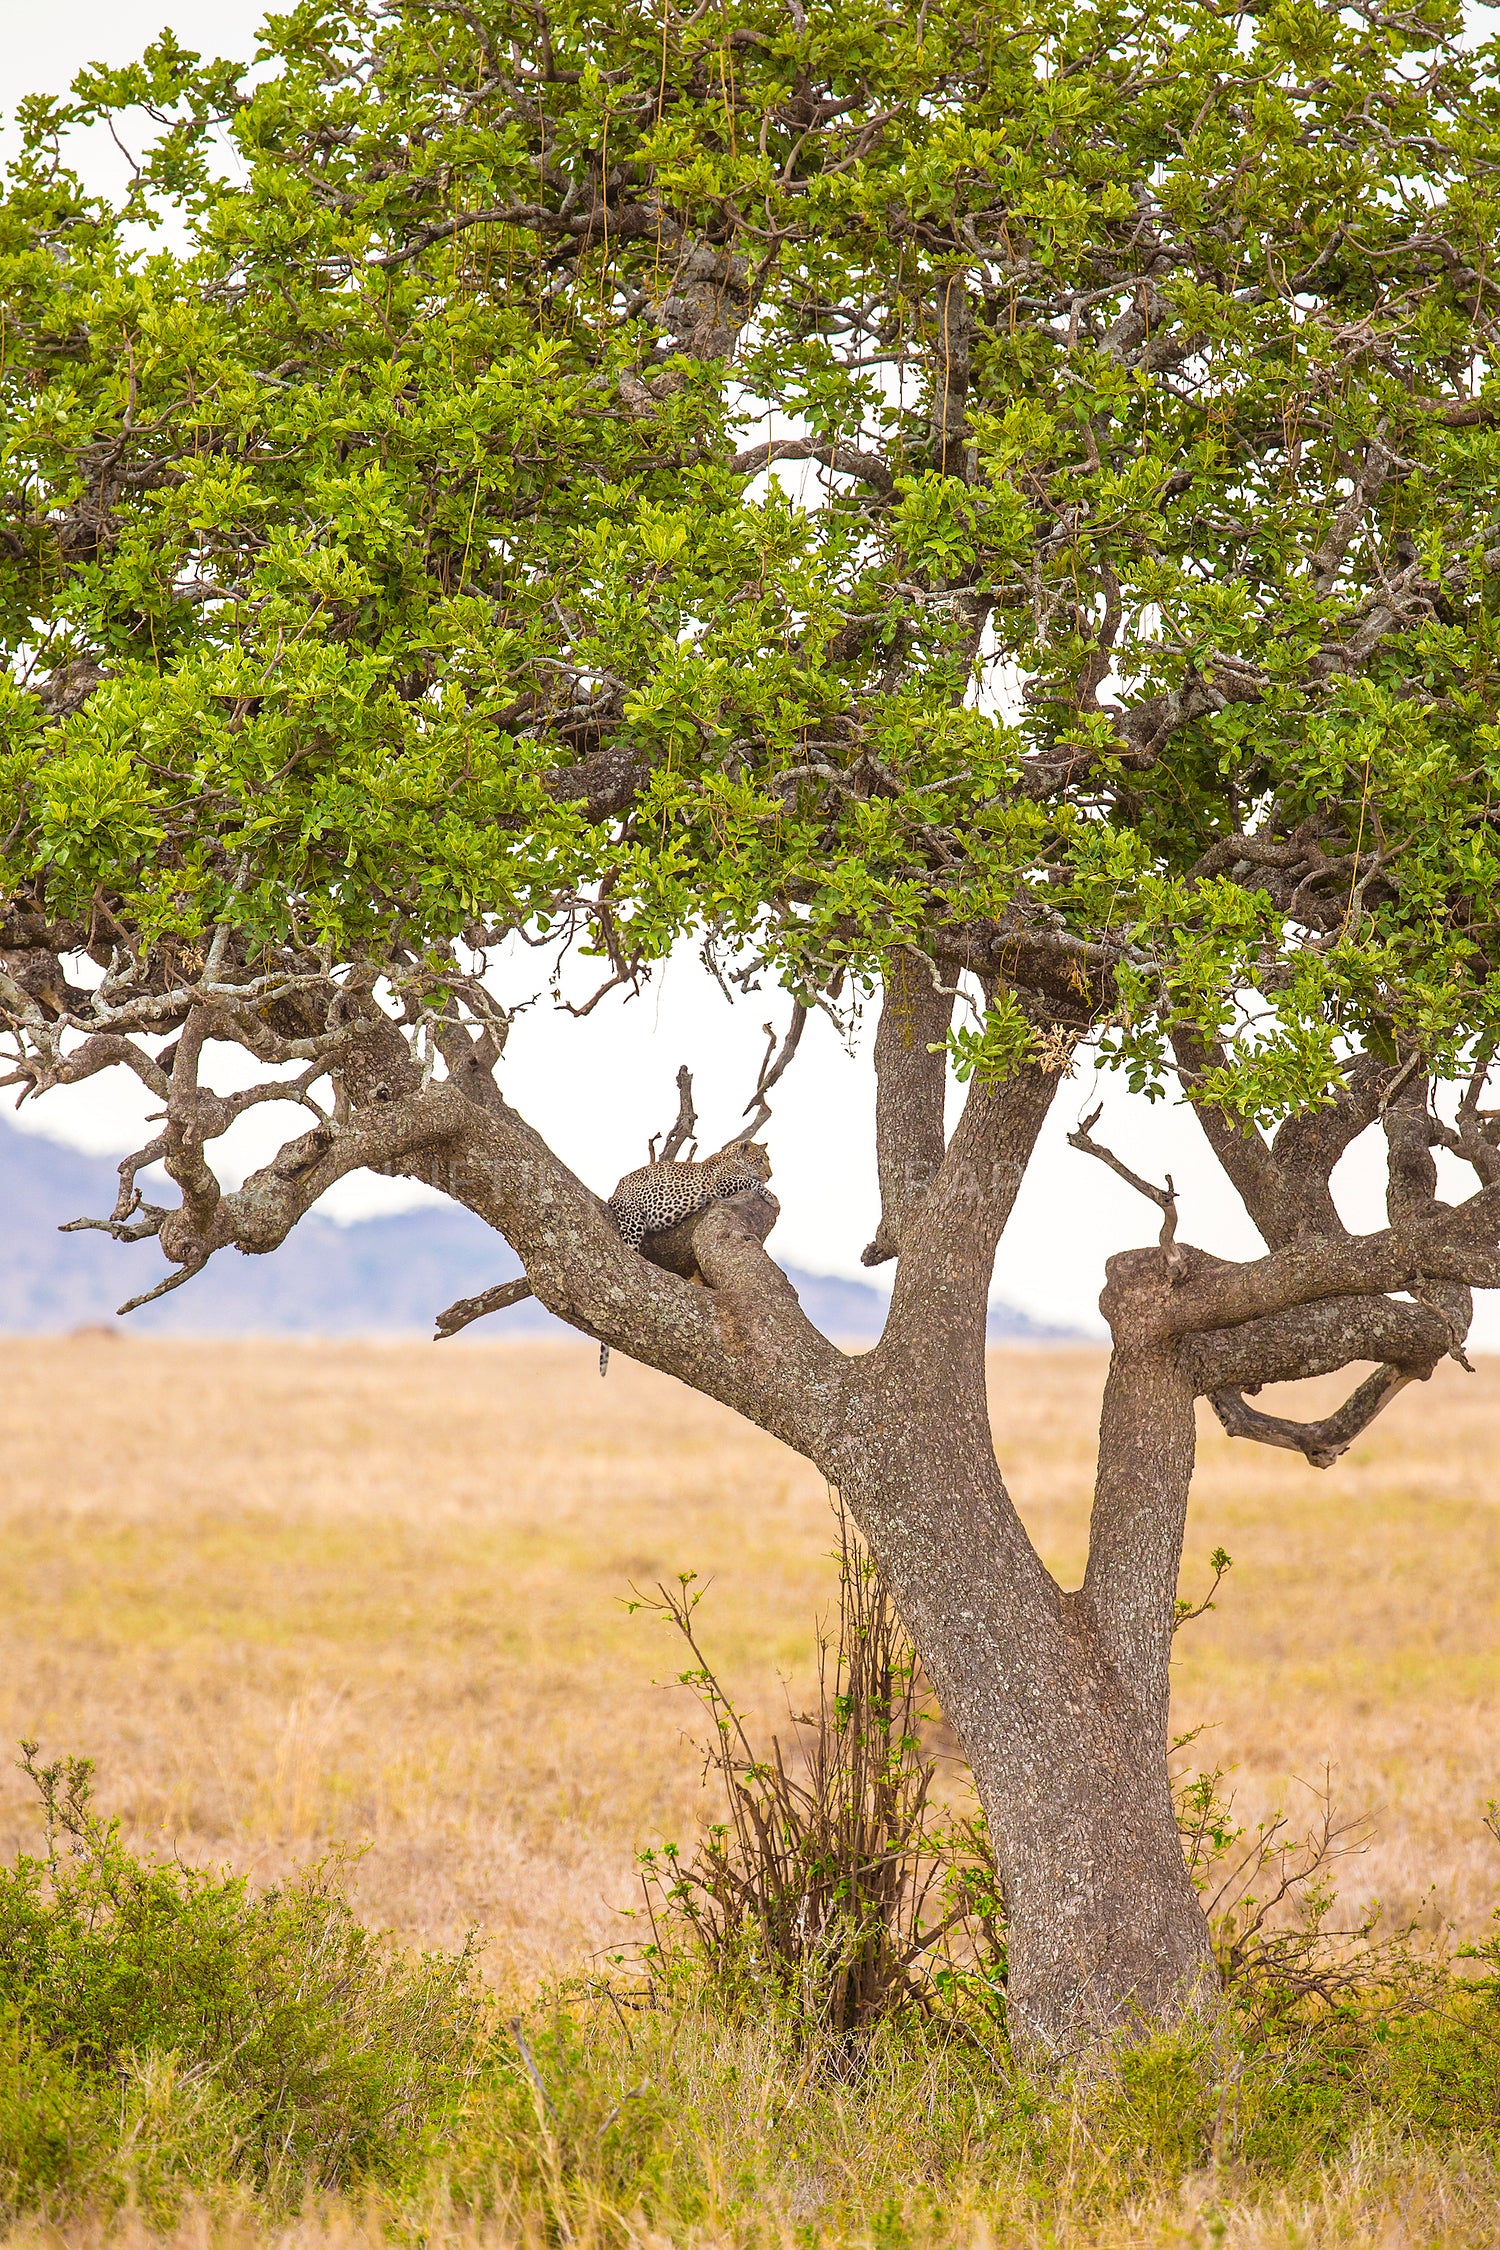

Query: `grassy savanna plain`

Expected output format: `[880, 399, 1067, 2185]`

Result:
[0, 1336, 1498, 2246]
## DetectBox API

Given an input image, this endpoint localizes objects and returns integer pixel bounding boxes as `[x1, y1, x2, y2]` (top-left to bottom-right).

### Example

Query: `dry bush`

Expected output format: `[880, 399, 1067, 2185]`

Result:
[629, 1508, 1002, 2039]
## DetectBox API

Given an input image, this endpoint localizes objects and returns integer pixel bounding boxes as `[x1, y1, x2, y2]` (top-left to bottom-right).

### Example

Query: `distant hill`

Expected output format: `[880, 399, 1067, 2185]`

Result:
[0, 1120, 1079, 1343]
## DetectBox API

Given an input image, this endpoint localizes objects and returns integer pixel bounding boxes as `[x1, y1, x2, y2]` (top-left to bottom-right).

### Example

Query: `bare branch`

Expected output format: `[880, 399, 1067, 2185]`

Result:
[1069, 1104, 1173, 1214]
[1432, 1045, 1500, 1186]
[16, 1030, 172, 1103]
[740, 1001, 806, 1139]
[558, 961, 639, 1017]
[435, 1275, 535, 1339]
[1068, 1104, 1184, 1274]
[117, 1251, 210, 1316]
[651, 1064, 699, 1163]
[60, 1199, 171, 1246]
[1209, 1363, 1421, 1469]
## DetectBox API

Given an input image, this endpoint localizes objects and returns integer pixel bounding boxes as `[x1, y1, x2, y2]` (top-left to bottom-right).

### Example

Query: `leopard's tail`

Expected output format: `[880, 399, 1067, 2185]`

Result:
[599, 1342, 611, 1378]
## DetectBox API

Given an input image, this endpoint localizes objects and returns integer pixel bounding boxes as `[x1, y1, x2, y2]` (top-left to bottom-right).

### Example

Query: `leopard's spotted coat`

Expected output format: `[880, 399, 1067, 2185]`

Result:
[606, 1141, 773, 1249]
[598, 1141, 773, 1379]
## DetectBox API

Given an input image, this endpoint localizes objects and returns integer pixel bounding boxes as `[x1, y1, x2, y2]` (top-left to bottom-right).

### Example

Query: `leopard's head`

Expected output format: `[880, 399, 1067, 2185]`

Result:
[726, 1139, 772, 1182]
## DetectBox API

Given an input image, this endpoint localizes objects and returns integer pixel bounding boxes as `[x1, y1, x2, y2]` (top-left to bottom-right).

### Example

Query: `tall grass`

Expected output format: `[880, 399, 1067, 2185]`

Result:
[3, 1727, 1500, 2242]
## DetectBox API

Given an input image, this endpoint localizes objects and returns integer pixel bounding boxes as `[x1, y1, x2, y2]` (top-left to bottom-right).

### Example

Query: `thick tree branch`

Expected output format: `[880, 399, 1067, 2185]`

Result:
[1153, 1182, 1500, 1339]
[929, 274, 975, 480]
[861, 952, 955, 1267]
[1083, 1341, 1197, 1744]
[875, 1051, 1070, 1372]
[546, 745, 653, 820]
[1267, 1052, 1401, 1238]
[428, 1107, 851, 1456]
[1172, 1032, 1399, 1248]
[1180, 1290, 1454, 1394]
[139, 1065, 851, 1453]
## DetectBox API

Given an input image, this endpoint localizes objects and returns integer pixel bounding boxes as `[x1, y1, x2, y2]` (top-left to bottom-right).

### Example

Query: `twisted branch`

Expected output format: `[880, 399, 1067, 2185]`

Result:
[1210, 1363, 1421, 1469]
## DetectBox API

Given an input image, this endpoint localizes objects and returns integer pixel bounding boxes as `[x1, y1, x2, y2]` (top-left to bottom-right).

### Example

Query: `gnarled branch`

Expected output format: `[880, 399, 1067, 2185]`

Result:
[1209, 1363, 1421, 1469]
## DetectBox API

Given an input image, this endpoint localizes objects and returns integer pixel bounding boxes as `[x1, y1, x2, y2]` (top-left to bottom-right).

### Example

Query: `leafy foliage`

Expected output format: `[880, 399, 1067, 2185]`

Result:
[4, 0, 1500, 1113]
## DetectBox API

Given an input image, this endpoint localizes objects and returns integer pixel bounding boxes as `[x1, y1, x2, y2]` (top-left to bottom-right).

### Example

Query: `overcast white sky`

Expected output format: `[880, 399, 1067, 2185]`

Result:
[5, 3, 1495, 1349]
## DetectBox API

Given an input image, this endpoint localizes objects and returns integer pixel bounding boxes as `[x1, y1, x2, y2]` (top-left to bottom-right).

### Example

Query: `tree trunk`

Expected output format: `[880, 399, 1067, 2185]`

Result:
[839, 1342, 1216, 2061]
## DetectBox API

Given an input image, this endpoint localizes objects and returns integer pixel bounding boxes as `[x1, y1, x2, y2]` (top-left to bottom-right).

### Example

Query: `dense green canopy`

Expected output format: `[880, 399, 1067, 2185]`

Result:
[3, 0, 1500, 1119]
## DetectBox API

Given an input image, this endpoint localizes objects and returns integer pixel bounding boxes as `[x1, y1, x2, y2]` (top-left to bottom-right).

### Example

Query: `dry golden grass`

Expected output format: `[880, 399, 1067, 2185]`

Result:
[0, 1336, 1496, 1990]
[8, 2146, 1500, 2250]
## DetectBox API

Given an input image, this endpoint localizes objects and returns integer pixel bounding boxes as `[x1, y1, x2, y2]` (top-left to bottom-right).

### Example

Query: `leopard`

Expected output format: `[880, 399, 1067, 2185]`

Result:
[606, 1140, 773, 1248]
[598, 1141, 773, 1377]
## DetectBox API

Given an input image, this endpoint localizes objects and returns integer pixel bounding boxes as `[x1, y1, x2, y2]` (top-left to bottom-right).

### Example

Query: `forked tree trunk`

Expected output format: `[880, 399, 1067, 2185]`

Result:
[435, 1019, 1242, 2055]
[151, 1014, 1459, 2059]
[847, 1515, 1218, 2056]
[838, 1320, 1217, 2059]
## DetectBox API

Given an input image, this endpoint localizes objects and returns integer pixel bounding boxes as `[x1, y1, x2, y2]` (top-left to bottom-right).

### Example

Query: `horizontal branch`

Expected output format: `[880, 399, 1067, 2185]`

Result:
[1160, 1183, 1500, 1339]
[1180, 1290, 1453, 1395]
[728, 436, 894, 496]
[366, 192, 675, 269]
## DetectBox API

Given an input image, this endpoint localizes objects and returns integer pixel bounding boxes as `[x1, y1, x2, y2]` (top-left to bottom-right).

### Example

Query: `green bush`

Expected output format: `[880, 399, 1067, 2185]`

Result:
[0, 1745, 481, 2220]
[3, 1739, 1500, 2241]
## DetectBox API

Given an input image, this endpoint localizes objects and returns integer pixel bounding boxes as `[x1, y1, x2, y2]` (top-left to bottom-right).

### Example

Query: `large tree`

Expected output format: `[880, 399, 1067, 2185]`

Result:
[4, 0, 1500, 2057]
